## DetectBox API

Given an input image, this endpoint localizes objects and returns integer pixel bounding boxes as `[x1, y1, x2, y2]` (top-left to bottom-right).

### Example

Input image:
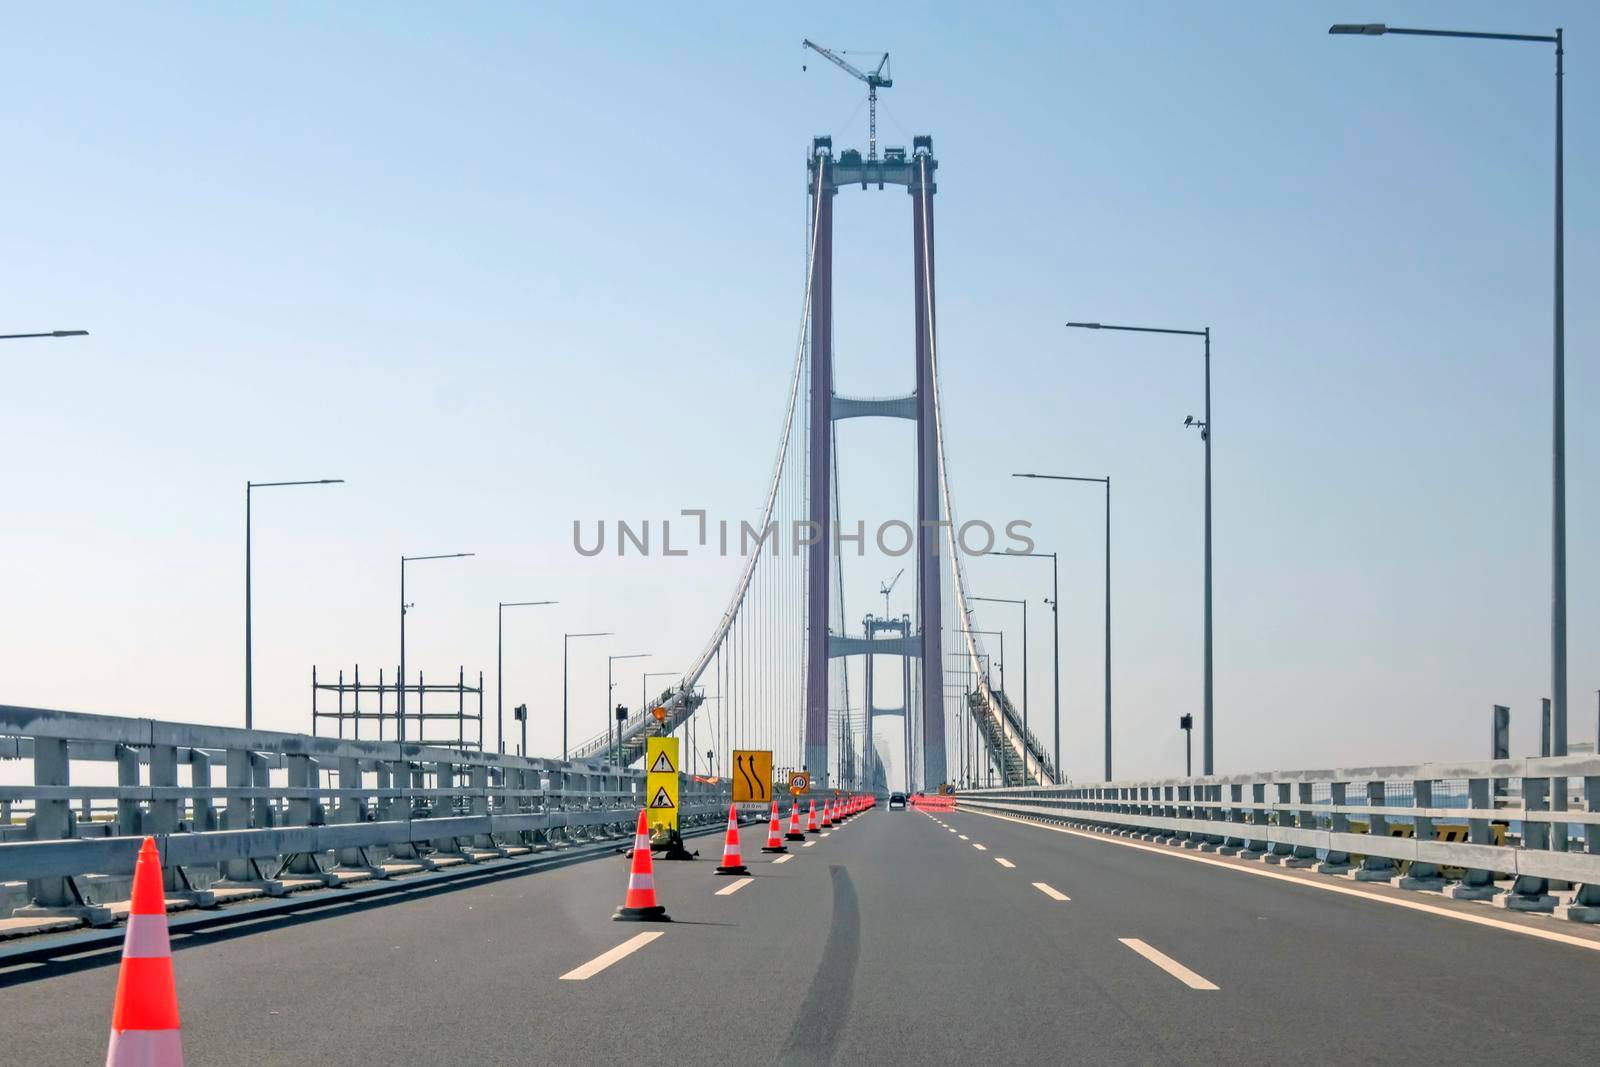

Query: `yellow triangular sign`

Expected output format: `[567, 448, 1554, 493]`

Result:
[649, 750, 675, 774]
[649, 785, 675, 809]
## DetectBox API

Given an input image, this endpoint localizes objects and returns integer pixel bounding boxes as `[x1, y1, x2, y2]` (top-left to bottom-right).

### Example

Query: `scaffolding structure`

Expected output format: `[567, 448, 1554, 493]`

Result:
[311, 665, 485, 750]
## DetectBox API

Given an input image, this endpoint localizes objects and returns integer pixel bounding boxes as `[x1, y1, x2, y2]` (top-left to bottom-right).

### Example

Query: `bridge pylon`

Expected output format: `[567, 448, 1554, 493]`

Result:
[803, 135, 948, 792]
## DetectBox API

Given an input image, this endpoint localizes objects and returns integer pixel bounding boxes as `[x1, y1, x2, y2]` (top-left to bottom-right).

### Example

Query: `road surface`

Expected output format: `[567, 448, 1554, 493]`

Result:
[3, 805, 1597, 1065]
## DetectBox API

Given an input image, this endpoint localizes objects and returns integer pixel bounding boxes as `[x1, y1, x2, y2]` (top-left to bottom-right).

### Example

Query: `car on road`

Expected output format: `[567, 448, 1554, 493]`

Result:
[888, 792, 907, 810]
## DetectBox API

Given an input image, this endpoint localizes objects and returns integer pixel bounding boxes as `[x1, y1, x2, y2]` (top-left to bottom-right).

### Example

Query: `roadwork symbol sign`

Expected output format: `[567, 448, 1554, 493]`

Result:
[787, 771, 810, 795]
[645, 736, 680, 832]
[732, 749, 772, 803]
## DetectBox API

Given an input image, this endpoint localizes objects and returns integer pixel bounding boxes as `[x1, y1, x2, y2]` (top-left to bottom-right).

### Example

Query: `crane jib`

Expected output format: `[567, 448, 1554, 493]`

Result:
[802, 38, 893, 160]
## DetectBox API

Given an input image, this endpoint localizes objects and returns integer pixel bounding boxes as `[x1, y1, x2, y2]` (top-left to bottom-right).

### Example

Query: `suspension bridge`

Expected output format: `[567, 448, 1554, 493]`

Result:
[4, 128, 1600, 1064]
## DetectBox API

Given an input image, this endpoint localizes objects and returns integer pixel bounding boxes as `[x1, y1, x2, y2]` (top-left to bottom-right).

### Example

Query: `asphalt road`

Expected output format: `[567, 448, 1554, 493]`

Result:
[3, 804, 1598, 1065]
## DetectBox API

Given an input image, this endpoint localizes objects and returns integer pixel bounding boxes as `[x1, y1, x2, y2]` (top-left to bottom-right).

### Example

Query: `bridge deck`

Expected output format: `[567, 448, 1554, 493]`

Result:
[2, 807, 1596, 1064]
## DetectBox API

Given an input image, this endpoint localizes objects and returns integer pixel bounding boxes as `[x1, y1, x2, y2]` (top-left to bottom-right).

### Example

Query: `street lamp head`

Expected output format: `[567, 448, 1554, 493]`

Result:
[52, 330, 89, 337]
[1065, 321, 1101, 329]
[403, 551, 475, 563]
[1329, 23, 1387, 35]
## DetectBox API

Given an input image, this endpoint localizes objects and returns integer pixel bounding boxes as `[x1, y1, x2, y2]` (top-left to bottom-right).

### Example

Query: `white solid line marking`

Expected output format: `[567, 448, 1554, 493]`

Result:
[559, 931, 663, 980]
[802, 841, 815, 848]
[958, 834, 969, 840]
[715, 877, 754, 897]
[1119, 938, 1218, 990]
[969, 809, 1600, 956]
[772, 854, 793, 865]
[973, 843, 987, 851]
[995, 857, 1015, 868]
[1032, 881, 1070, 901]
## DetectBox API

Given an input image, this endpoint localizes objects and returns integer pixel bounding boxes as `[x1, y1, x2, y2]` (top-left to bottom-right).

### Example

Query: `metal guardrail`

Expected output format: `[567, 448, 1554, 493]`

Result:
[0, 704, 731, 925]
[957, 755, 1600, 919]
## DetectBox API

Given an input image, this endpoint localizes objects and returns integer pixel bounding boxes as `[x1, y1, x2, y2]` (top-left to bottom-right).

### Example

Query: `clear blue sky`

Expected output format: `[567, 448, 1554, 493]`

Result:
[3, 2, 1596, 781]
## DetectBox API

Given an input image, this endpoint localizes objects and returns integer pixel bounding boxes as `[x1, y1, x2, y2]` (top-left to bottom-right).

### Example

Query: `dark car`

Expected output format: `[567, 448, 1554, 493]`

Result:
[888, 792, 907, 810]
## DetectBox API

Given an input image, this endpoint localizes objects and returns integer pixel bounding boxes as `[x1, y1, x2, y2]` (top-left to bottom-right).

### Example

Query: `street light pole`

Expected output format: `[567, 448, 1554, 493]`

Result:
[399, 552, 474, 743]
[995, 550, 1060, 777]
[562, 632, 611, 760]
[971, 597, 1028, 780]
[245, 478, 344, 731]
[1066, 321, 1211, 774]
[498, 600, 556, 755]
[607, 653, 651, 765]
[641, 670, 679, 748]
[1328, 20, 1568, 759]
[1015, 474, 1112, 779]
[956, 628, 1009, 777]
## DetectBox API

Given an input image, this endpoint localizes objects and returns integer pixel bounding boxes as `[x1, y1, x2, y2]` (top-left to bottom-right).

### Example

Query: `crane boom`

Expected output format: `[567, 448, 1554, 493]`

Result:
[879, 567, 905, 617]
[803, 39, 873, 84]
[802, 38, 893, 161]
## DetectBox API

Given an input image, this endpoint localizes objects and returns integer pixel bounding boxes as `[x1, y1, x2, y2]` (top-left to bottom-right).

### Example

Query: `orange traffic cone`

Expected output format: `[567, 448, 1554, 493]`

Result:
[106, 837, 183, 1066]
[615, 810, 670, 922]
[805, 798, 820, 833]
[715, 804, 749, 875]
[821, 800, 833, 828]
[761, 800, 787, 853]
[785, 801, 805, 842]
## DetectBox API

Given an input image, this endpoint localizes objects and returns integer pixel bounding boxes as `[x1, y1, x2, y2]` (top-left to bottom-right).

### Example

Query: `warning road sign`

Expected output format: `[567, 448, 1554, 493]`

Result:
[645, 736, 680, 832]
[732, 749, 772, 803]
[787, 771, 811, 795]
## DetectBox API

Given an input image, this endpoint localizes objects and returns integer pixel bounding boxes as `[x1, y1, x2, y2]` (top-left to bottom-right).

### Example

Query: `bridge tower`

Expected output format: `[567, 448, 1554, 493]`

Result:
[803, 134, 948, 791]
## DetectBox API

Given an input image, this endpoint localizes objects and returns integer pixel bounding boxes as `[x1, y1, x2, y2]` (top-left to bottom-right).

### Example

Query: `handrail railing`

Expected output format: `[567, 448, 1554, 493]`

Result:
[0, 704, 731, 925]
[958, 755, 1600, 915]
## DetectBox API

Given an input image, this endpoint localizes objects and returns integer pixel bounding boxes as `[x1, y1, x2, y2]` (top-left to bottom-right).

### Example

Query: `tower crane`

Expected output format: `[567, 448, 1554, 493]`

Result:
[879, 568, 905, 619]
[802, 39, 892, 161]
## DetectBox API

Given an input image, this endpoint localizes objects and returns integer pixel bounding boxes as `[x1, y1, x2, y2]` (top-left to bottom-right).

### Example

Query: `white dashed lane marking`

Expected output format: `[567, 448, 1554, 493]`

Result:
[559, 932, 663, 981]
[1119, 939, 1218, 990]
